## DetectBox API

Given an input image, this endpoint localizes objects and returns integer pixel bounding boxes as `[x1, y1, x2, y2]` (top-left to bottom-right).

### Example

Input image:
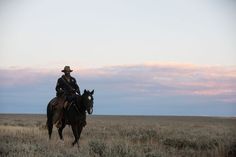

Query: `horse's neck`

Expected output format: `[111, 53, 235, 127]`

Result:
[74, 96, 86, 113]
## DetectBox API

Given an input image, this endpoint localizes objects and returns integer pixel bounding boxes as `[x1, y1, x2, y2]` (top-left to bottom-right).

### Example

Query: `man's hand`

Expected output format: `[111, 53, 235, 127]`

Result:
[76, 90, 81, 96]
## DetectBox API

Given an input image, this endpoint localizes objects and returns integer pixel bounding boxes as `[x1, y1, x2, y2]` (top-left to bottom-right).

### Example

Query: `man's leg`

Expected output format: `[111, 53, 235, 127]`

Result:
[56, 109, 64, 128]
[55, 97, 66, 128]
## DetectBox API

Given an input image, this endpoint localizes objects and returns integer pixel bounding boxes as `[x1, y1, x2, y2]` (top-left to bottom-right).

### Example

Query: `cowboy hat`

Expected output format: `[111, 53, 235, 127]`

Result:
[61, 66, 73, 72]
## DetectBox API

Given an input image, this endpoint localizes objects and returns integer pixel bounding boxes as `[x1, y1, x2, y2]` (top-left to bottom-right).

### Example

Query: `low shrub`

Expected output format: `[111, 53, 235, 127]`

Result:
[89, 140, 107, 157]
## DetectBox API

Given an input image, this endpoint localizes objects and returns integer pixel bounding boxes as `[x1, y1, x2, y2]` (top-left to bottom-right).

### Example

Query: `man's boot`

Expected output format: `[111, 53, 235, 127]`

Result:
[56, 120, 62, 128]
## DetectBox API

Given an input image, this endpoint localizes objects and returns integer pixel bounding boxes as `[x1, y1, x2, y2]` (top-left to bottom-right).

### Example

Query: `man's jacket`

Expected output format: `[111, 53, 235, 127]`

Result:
[56, 75, 80, 96]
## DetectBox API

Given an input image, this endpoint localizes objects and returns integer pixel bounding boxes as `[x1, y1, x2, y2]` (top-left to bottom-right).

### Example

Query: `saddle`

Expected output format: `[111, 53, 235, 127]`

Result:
[51, 96, 74, 128]
[52, 96, 72, 110]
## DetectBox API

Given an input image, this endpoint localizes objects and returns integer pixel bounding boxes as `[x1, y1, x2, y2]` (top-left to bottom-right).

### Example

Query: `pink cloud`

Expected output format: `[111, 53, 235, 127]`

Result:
[0, 68, 56, 87]
[78, 63, 236, 101]
[1, 63, 236, 103]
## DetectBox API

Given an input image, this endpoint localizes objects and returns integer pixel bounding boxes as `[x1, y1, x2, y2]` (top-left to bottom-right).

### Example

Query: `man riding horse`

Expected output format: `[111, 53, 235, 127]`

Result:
[47, 65, 94, 146]
[54, 66, 82, 127]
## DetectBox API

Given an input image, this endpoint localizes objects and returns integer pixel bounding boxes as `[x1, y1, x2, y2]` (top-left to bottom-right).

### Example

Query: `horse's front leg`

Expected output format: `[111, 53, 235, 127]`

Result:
[71, 124, 79, 146]
[77, 125, 83, 142]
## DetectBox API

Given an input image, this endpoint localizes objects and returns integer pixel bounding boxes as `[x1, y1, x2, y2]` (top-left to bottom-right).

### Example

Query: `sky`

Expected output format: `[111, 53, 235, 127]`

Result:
[0, 0, 236, 116]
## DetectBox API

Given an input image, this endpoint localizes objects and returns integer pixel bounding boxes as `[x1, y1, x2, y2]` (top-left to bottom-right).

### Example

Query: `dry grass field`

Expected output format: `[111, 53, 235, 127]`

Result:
[0, 114, 236, 157]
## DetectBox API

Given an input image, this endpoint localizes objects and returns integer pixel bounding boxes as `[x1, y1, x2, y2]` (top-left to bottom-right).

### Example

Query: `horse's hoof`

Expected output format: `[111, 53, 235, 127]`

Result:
[60, 140, 65, 145]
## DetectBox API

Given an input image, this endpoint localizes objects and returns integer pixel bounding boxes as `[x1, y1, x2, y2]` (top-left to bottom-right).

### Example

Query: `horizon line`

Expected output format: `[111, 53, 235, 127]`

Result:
[0, 112, 235, 118]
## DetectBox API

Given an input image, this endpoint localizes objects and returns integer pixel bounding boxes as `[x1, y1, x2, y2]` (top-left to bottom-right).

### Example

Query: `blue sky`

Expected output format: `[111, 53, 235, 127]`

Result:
[0, 0, 236, 116]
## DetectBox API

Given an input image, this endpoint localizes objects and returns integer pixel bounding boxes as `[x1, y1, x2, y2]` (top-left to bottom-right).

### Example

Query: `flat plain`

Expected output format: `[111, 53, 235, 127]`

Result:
[0, 114, 236, 157]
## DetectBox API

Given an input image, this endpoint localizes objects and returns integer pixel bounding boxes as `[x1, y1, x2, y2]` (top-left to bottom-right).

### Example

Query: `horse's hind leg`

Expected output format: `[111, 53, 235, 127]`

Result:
[47, 120, 53, 139]
[47, 102, 54, 140]
[58, 120, 66, 140]
[71, 124, 79, 146]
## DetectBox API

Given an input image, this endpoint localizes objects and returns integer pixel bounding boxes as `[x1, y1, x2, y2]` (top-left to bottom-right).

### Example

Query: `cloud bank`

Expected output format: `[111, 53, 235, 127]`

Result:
[0, 64, 235, 116]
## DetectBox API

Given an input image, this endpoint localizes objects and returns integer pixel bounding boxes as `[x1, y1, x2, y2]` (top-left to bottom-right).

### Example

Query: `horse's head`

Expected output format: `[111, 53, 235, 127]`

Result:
[82, 89, 94, 114]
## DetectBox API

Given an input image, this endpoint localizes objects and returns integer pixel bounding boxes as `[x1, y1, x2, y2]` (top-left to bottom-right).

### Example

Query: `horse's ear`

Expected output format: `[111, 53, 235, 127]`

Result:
[84, 89, 86, 93]
[91, 90, 94, 95]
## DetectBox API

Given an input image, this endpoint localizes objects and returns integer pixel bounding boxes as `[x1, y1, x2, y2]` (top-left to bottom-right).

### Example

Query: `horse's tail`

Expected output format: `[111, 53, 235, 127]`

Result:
[47, 99, 54, 139]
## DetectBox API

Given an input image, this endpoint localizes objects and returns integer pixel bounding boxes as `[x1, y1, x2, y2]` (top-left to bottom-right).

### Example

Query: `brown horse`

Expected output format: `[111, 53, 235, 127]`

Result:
[47, 89, 94, 146]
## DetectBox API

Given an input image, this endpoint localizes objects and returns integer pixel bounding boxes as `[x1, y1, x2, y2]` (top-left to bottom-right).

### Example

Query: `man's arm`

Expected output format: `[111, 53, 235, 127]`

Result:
[72, 78, 81, 95]
[56, 78, 64, 93]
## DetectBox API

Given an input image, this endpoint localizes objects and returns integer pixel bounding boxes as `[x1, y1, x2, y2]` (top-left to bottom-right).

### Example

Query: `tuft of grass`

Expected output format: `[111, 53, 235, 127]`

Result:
[89, 140, 107, 157]
[109, 143, 137, 157]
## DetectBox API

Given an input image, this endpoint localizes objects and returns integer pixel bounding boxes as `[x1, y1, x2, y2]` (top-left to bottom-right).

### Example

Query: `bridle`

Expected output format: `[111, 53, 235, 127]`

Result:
[73, 92, 93, 114]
